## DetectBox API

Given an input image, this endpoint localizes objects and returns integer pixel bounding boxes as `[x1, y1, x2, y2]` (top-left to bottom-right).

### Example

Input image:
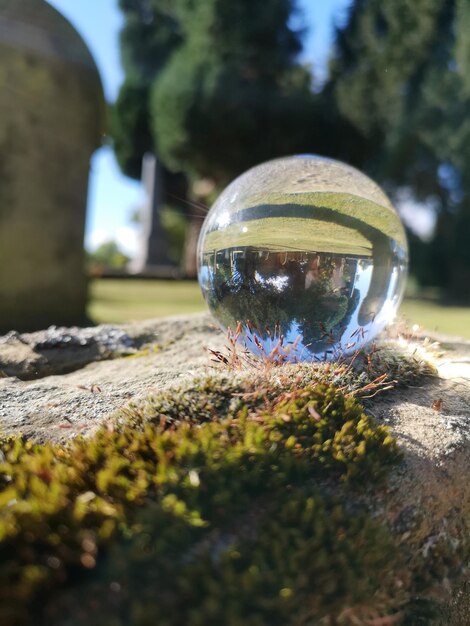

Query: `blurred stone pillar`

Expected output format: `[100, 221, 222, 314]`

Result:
[130, 153, 172, 273]
[0, 0, 105, 332]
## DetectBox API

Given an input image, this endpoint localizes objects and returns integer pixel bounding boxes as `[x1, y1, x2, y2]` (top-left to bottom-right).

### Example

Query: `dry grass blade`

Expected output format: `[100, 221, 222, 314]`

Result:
[205, 319, 437, 403]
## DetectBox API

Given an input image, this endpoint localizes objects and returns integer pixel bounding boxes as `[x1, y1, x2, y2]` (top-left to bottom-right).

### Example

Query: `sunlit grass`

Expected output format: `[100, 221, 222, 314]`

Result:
[203, 216, 372, 256]
[400, 299, 470, 339]
[88, 279, 206, 324]
[88, 278, 470, 338]
[238, 191, 404, 243]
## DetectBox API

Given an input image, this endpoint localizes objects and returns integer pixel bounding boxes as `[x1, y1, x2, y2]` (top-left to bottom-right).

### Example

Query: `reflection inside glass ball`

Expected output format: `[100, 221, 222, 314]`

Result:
[198, 155, 408, 361]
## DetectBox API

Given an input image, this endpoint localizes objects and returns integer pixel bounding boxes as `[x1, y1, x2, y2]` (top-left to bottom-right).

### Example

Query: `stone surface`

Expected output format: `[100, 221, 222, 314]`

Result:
[0, 313, 469, 621]
[130, 153, 173, 274]
[1, 313, 468, 443]
[0, 0, 105, 332]
[0, 314, 222, 441]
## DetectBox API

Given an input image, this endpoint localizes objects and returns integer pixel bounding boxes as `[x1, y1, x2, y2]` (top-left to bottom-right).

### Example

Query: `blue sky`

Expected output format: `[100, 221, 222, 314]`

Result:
[46, 0, 352, 256]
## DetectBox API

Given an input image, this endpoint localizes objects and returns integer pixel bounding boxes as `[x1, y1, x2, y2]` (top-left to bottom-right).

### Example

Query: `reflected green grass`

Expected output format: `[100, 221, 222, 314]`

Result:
[204, 216, 373, 256]
[88, 278, 470, 338]
[204, 191, 407, 256]
[237, 191, 406, 244]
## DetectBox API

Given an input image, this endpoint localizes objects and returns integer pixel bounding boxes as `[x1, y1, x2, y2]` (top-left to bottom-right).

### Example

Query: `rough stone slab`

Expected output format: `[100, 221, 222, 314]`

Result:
[0, 317, 209, 380]
[0, 314, 469, 621]
[371, 379, 470, 624]
[2, 313, 468, 444]
[0, 314, 223, 441]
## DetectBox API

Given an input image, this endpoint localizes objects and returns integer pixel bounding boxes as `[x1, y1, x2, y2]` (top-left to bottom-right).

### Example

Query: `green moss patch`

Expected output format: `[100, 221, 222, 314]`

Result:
[0, 353, 458, 625]
[0, 383, 403, 624]
[44, 487, 403, 626]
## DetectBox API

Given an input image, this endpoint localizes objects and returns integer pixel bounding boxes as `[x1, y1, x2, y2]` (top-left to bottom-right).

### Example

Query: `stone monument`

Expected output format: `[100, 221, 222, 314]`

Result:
[0, 0, 105, 332]
[130, 153, 174, 275]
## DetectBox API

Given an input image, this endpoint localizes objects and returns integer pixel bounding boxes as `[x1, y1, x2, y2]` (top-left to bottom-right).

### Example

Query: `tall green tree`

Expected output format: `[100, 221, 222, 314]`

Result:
[152, 0, 314, 186]
[113, 0, 316, 276]
[330, 0, 470, 298]
[112, 0, 183, 179]
[113, 0, 470, 294]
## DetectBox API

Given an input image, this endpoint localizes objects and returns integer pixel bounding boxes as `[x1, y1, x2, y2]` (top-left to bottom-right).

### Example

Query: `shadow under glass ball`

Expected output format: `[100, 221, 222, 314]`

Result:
[197, 155, 408, 361]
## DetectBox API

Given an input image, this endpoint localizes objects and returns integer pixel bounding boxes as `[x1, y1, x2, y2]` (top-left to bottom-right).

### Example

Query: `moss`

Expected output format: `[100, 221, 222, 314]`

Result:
[120, 344, 162, 359]
[362, 342, 437, 387]
[43, 488, 404, 626]
[118, 375, 250, 427]
[0, 384, 403, 625]
[204, 333, 437, 399]
[0, 360, 462, 626]
[270, 385, 401, 481]
[120, 337, 436, 434]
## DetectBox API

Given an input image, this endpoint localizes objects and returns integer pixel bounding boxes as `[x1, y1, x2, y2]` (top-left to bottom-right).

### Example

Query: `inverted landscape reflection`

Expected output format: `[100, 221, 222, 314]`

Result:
[198, 156, 408, 361]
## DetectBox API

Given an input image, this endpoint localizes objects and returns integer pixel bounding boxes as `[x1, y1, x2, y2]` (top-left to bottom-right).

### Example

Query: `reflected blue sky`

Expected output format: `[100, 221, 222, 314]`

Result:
[246, 260, 377, 361]
[234, 258, 403, 362]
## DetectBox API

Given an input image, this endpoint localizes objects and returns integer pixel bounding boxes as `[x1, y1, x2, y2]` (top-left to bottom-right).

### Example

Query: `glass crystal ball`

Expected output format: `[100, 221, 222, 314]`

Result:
[198, 155, 408, 361]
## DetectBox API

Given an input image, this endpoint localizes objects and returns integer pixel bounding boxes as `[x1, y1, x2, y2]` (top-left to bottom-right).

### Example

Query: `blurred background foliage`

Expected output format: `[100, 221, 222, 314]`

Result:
[111, 0, 470, 303]
[87, 241, 130, 274]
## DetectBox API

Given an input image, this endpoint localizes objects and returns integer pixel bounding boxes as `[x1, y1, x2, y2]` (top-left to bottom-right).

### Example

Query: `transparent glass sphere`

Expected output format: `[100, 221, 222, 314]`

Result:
[198, 155, 408, 361]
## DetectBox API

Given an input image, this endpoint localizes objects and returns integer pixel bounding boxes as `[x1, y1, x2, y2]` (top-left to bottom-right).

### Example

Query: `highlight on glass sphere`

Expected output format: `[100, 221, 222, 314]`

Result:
[197, 155, 408, 361]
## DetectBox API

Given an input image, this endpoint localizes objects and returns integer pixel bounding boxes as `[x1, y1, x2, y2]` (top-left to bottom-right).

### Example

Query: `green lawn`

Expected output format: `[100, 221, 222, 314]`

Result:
[88, 279, 206, 324]
[399, 299, 470, 338]
[88, 279, 470, 338]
